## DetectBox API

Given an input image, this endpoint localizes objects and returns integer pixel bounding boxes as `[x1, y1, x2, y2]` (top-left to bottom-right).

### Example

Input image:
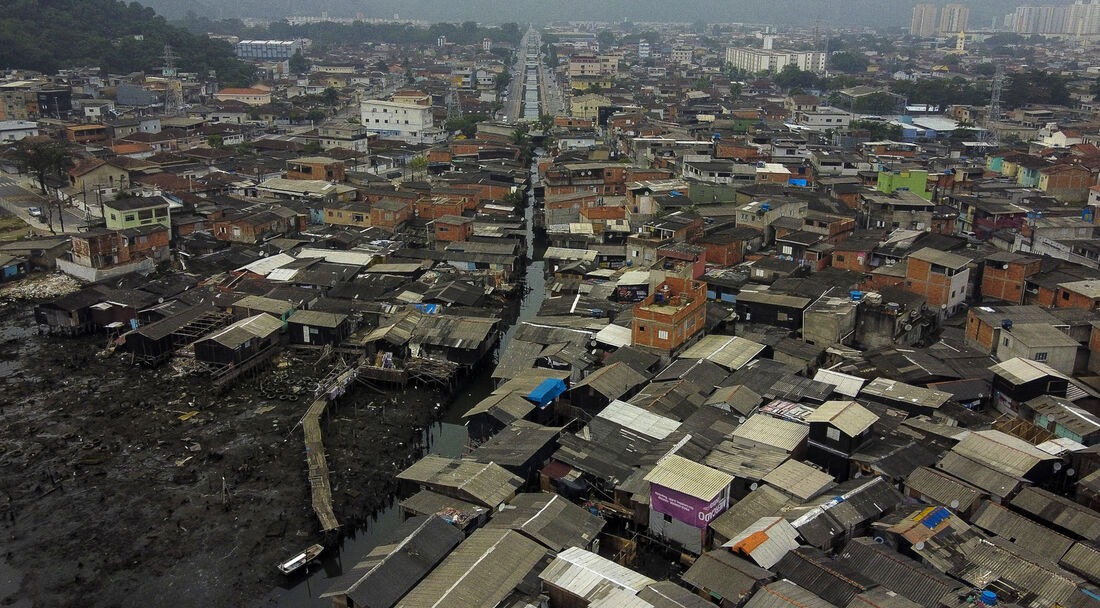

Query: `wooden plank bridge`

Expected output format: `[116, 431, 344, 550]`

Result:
[300, 360, 362, 533]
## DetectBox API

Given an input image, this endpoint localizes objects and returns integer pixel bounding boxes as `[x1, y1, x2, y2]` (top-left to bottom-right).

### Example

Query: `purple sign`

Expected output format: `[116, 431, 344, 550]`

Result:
[651, 483, 728, 529]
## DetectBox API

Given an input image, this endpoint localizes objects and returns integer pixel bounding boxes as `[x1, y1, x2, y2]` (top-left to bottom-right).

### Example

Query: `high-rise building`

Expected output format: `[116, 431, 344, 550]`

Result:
[940, 4, 971, 33]
[725, 47, 827, 74]
[1004, 3, 1100, 35]
[911, 4, 939, 36]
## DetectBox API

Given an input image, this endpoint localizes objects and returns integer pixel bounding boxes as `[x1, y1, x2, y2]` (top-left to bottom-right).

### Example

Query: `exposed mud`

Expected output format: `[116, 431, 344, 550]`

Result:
[0, 301, 448, 608]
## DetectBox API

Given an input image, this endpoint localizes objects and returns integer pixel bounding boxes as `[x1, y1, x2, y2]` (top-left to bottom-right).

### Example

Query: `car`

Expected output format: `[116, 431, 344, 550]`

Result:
[27, 206, 42, 217]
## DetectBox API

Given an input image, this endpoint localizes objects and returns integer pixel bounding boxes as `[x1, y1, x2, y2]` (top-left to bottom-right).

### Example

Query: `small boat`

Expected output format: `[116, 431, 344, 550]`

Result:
[277, 543, 325, 575]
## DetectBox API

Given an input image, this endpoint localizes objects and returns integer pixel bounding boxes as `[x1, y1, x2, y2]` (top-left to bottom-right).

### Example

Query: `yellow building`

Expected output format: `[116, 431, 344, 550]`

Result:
[570, 93, 613, 120]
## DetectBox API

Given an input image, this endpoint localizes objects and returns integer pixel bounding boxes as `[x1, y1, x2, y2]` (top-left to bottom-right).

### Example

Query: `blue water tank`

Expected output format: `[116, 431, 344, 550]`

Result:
[980, 591, 997, 606]
[761, 203, 771, 211]
[850, 290, 863, 301]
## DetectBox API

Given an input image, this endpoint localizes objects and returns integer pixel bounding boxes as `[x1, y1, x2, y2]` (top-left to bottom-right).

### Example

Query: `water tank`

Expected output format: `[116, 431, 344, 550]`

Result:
[761, 203, 771, 212]
[1001, 319, 1013, 330]
[850, 290, 863, 301]
[980, 591, 997, 606]
[592, 309, 603, 318]
[655, 293, 665, 304]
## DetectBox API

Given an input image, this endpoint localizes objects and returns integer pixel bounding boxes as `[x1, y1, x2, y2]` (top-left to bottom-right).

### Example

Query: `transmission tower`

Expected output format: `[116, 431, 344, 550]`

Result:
[984, 63, 1004, 147]
[162, 44, 184, 116]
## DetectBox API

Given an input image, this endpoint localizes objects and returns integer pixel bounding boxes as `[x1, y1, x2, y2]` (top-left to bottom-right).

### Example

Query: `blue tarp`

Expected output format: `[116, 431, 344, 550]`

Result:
[527, 378, 567, 407]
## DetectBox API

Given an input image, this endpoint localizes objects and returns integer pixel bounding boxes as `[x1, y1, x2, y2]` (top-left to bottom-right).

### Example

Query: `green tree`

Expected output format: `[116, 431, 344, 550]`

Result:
[693, 77, 712, 90]
[306, 109, 326, 123]
[322, 87, 340, 106]
[774, 65, 820, 90]
[830, 51, 870, 74]
[535, 114, 554, 133]
[445, 113, 489, 138]
[12, 137, 73, 196]
[289, 50, 309, 74]
[495, 70, 511, 93]
[850, 119, 903, 140]
[302, 141, 323, 154]
[206, 134, 224, 148]
[409, 156, 429, 180]
[729, 82, 743, 100]
[852, 92, 901, 114]
[587, 83, 602, 94]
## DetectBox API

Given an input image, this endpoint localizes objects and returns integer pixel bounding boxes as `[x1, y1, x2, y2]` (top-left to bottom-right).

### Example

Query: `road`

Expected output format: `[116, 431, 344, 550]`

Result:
[0, 174, 88, 234]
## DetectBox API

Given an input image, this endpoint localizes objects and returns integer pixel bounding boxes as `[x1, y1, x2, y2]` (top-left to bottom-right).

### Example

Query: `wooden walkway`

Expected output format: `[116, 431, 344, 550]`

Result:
[301, 362, 363, 533]
[303, 395, 339, 532]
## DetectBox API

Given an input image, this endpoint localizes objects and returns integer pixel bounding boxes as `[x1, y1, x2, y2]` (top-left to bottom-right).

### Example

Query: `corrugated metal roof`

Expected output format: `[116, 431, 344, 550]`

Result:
[483, 493, 604, 552]
[905, 466, 982, 510]
[935, 451, 1025, 498]
[595, 324, 633, 348]
[762, 459, 836, 501]
[723, 517, 801, 569]
[990, 357, 1069, 384]
[840, 537, 960, 608]
[588, 587, 654, 608]
[971, 500, 1074, 562]
[639, 581, 718, 608]
[860, 378, 951, 410]
[1059, 541, 1100, 584]
[571, 362, 649, 400]
[744, 580, 839, 608]
[813, 369, 866, 398]
[598, 400, 681, 440]
[679, 335, 767, 371]
[710, 485, 793, 542]
[236, 252, 295, 275]
[539, 546, 655, 598]
[953, 535, 1085, 608]
[1011, 486, 1100, 542]
[846, 588, 923, 608]
[732, 414, 809, 452]
[396, 455, 523, 509]
[681, 549, 774, 603]
[644, 454, 733, 500]
[805, 401, 878, 437]
[952, 430, 1056, 479]
[704, 438, 789, 482]
[395, 528, 549, 608]
[773, 546, 876, 607]
[201, 313, 282, 348]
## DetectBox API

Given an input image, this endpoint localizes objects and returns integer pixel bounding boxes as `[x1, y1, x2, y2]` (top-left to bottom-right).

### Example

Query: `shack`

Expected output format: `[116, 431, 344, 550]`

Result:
[123, 304, 227, 366]
[193, 313, 283, 368]
[396, 455, 522, 510]
[287, 309, 351, 346]
[468, 421, 563, 485]
[34, 287, 105, 335]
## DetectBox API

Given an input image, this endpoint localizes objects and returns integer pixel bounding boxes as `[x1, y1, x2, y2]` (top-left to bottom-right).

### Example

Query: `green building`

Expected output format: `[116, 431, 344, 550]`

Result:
[876, 169, 931, 200]
[103, 197, 171, 231]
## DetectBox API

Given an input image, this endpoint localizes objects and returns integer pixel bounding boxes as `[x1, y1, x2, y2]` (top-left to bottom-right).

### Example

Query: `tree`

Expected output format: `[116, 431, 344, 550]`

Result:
[729, 82, 743, 100]
[306, 109, 326, 123]
[850, 119, 903, 141]
[12, 137, 72, 196]
[852, 92, 901, 114]
[597, 30, 617, 50]
[445, 113, 489, 138]
[302, 141, 323, 154]
[830, 51, 870, 74]
[206, 134, 224, 148]
[289, 50, 309, 74]
[409, 156, 429, 180]
[774, 64, 820, 91]
[587, 83, 602, 94]
[322, 87, 340, 106]
[374, 59, 388, 73]
[693, 77, 712, 90]
[495, 70, 511, 93]
[535, 114, 554, 133]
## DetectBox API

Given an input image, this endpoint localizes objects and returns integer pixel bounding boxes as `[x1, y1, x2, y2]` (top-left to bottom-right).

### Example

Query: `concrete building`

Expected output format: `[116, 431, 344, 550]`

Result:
[360, 99, 441, 144]
[903, 247, 971, 317]
[632, 277, 707, 353]
[939, 4, 970, 33]
[236, 40, 304, 60]
[911, 3, 939, 36]
[0, 120, 38, 141]
[724, 47, 826, 74]
[996, 323, 1080, 376]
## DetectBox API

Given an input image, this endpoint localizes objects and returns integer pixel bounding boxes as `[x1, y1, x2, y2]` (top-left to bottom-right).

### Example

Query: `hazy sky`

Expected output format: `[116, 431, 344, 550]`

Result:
[142, 0, 1022, 28]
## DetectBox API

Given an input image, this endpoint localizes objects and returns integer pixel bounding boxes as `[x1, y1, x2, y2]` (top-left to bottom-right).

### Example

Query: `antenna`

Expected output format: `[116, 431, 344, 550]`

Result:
[162, 43, 184, 116]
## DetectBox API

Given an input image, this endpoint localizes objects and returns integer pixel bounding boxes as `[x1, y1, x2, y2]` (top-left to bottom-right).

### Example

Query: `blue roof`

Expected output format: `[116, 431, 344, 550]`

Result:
[527, 378, 567, 407]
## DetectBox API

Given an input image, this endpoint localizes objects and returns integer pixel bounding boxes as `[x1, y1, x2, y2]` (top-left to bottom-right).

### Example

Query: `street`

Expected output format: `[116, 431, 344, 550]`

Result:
[0, 174, 89, 234]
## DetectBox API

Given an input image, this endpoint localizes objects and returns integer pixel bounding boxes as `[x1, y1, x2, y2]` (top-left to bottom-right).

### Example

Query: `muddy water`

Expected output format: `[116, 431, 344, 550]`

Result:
[268, 155, 550, 607]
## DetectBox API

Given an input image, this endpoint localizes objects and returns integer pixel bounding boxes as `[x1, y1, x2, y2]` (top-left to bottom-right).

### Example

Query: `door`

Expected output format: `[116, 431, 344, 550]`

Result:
[302, 325, 310, 344]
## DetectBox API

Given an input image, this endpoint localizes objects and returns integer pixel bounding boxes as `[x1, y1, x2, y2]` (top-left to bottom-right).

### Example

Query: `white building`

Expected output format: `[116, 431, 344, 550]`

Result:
[0, 120, 39, 141]
[360, 99, 442, 144]
[939, 4, 970, 33]
[911, 3, 938, 36]
[671, 47, 694, 65]
[794, 107, 853, 131]
[235, 40, 304, 60]
[725, 47, 826, 74]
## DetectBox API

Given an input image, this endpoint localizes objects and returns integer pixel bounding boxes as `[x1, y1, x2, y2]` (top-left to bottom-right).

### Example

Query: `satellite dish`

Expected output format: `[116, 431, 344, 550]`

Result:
[750, 482, 759, 491]
[874, 536, 886, 544]
[1068, 468, 1076, 476]
[950, 500, 960, 509]
[1054, 462, 1063, 472]
[854, 471, 862, 478]
[914, 541, 926, 551]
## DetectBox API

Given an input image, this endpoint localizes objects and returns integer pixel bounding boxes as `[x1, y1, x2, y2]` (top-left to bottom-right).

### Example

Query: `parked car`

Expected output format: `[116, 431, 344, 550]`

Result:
[27, 206, 42, 217]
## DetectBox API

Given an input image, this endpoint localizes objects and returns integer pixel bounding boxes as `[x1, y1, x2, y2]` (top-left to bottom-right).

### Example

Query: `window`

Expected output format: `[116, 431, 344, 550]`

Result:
[777, 312, 789, 321]
[1034, 352, 1048, 362]
[1003, 337, 1010, 347]
[781, 245, 793, 255]
[663, 513, 672, 523]
[1062, 291, 1070, 300]
[124, 214, 136, 222]
[658, 330, 669, 340]
[826, 427, 841, 441]
[638, 325, 646, 332]
[836, 254, 845, 262]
